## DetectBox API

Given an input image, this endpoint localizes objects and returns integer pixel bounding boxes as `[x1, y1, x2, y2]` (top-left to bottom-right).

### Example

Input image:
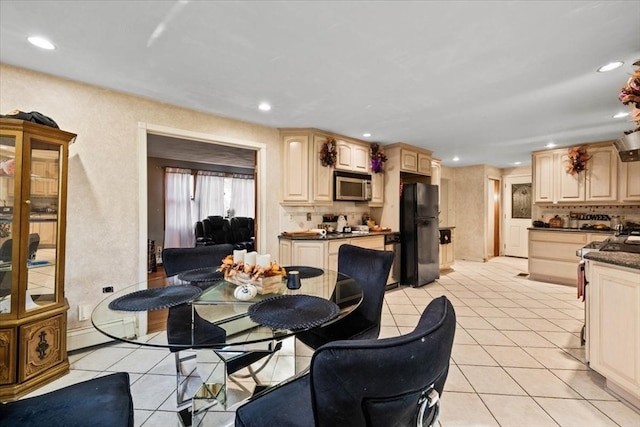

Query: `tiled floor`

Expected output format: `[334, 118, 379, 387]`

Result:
[25, 257, 640, 426]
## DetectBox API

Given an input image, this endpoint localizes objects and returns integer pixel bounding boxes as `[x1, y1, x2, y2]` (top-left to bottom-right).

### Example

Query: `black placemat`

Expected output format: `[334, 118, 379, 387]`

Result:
[108, 285, 202, 312]
[177, 267, 223, 283]
[283, 266, 324, 280]
[248, 294, 339, 330]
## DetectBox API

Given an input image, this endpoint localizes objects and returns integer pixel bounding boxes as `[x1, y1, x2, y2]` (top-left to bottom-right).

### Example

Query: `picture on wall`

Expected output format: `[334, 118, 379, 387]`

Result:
[511, 183, 532, 219]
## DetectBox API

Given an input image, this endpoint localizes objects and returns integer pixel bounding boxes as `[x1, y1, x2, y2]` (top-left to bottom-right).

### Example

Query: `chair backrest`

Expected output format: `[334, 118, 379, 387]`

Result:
[310, 296, 456, 427]
[28, 233, 40, 260]
[0, 233, 40, 262]
[337, 244, 394, 333]
[205, 215, 232, 244]
[162, 243, 234, 277]
[230, 216, 254, 242]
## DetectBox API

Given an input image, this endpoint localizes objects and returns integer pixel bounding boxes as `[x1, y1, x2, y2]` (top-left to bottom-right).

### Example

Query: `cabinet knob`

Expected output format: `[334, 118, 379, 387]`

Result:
[25, 200, 31, 204]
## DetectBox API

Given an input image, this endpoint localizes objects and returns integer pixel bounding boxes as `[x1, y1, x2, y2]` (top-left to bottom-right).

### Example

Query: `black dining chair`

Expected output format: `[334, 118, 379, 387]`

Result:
[235, 295, 457, 427]
[295, 244, 394, 350]
[161, 244, 281, 406]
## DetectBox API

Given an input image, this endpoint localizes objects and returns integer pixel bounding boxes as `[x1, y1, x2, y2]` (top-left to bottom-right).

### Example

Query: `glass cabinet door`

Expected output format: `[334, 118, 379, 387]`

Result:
[26, 139, 63, 312]
[0, 134, 16, 315]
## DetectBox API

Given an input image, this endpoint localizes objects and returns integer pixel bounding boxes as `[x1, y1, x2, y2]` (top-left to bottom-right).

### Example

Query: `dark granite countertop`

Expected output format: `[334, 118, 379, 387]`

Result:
[279, 231, 396, 241]
[528, 227, 615, 235]
[584, 251, 640, 270]
[439, 226, 456, 230]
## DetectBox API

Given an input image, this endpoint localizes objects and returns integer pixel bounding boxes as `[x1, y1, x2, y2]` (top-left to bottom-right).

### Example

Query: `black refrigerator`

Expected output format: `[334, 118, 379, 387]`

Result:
[400, 183, 440, 287]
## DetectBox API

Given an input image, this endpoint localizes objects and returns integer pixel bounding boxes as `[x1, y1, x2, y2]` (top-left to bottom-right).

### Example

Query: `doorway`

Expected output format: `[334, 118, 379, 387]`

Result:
[486, 178, 501, 259]
[502, 175, 532, 258]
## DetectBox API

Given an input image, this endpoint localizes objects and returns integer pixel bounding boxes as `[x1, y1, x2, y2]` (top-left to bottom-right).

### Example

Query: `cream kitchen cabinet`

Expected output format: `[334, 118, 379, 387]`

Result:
[369, 172, 384, 207]
[399, 147, 432, 176]
[528, 230, 611, 285]
[533, 143, 618, 204]
[280, 130, 333, 206]
[439, 228, 454, 270]
[279, 234, 386, 273]
[620, 160, 640, 202]
[335, 139, 369, 173]
[586, 260, 640, 409]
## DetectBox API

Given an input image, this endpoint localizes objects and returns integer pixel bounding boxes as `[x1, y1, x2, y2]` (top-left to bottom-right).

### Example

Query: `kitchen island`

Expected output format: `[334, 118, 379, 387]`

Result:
[584, 251, 640, 410]
[278, 231, 395, 272]
[528, 227, 614, 285]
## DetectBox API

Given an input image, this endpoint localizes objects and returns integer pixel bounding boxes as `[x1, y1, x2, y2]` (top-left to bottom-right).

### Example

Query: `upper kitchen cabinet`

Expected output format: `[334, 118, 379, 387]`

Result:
[280, 129, 333, 206]
[369, 172, 384, 207]
[397, 145, 432, 176]
[619, 160, 640, 202]
[533, 142, 621, 204]
[335, 139, 369, 173]
[0, 118, 75, 400]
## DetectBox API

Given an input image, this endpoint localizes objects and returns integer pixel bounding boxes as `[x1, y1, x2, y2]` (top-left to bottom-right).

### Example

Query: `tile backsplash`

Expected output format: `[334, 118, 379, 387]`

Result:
[280, 203, 375, 231]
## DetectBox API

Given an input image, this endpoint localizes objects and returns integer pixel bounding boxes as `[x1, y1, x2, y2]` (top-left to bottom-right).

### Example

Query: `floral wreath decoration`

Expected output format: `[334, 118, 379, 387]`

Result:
[565, 146, 590, 176]
[618, 60, 640, 134]
[370, 143, 387, 174]
[320, 137, 337, 167]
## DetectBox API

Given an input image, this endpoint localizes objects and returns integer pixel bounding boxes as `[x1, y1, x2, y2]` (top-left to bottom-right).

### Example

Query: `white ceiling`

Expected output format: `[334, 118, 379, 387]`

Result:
[1, 1, 639, 168]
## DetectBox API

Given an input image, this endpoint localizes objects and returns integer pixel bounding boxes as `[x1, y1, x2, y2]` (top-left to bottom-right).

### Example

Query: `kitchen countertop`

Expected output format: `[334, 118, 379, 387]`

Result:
[279, 230, 397, 241]
[584, 251, 640, 270]
[528, 227, 615, 235]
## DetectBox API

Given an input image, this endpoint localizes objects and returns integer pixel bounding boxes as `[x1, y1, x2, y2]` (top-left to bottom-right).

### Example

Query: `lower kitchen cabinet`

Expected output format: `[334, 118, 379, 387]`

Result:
[279, 235, 386, 272]
[528, 230, 611, 286]
[439, 242, 454, 269]
[586, 261, 640, 409]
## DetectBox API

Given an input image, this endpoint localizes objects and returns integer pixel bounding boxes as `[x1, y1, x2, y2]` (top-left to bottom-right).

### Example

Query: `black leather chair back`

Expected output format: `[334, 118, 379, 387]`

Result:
[162, 244, 233, 278]
[337, 244, 394, 336]
[206, 215, 232, 244]
[311, 296, 456, 427]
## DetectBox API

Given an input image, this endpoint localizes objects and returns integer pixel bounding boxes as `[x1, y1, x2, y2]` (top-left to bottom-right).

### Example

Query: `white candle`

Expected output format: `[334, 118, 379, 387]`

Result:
[256, 254, 271, 268]
[233, 249, 246, 264]
[245, 251, 257, 266]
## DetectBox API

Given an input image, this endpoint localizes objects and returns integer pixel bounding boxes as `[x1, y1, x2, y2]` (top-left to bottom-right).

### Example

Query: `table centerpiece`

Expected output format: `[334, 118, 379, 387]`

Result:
[217, 250, 287, 295]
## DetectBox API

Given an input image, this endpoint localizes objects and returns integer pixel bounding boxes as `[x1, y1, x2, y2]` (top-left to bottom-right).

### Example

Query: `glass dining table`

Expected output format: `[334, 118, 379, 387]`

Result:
[91, 266, 363, 425]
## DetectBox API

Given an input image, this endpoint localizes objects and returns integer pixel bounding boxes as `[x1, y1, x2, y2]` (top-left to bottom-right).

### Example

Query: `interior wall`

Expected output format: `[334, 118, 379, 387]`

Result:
[453, 165, 486, 261]
[0, 63, 281, 331]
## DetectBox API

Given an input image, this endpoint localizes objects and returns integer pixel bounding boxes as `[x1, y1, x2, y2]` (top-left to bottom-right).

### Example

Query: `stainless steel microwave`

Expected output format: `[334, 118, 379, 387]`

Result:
[334, 171, 372, 201]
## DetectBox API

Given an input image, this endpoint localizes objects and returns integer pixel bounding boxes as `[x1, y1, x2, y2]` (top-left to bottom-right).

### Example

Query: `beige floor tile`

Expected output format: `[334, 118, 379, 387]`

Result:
[378, 325, 401, 338]
[387, 303, 420, 315]
[471, 306, 509, 318]
[484, 316, 530, 331]
[133, 409, 153, 427]
[458, 297, 496, 308]
[502, 330, 555, 347]
[450, 305, 479, 316]
[522, 347, 589, 370]
[452, 344, 498, 366]
[456, 316, 496, 330]
[392, 313, 421, 327]
[505, 367, 582, 398]
[108, 347, 170, 373]
[500, 307, 541, 319]
[483, 345, 544, 368]
[458, 365, 526, 395]
[130, 373, 176, 411]
[529, 308, 574, 320]
[380, 312, 396, 326]
[453, 327, 477, 345]
[550, 369, 616, 401]
[517, 317, 565, 332]
[534, 397, 619, 426]
[438, 391, 499, 426]
[537, 331, 583, 349]
[70, 345, 138, 371]
[486, 298, 523, 308]
[466, 329, 516, 346]
[444, 364, 474, 393]
[480, 394, 559, 426]
[548, 318, 585, 334]
[590, 400, 640, 427]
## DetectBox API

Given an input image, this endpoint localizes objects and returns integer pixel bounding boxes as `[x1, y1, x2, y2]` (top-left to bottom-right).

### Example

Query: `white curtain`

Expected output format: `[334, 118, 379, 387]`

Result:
[230, 175, 255, 218]
[164, 168, 194, 248]
[194, 171, 225, 220]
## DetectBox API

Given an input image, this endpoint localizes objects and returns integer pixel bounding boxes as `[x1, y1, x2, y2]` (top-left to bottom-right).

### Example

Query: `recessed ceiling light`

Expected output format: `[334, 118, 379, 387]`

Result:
[613, 111, 630, 119]
[258, 102, 271, 111]
[452, 156, 460, 162]
[546, 142, 557, 148]
[514, 161, 522, 165]
[362, 133, 371, 138]
[597, 61, 623, 72]
[27, 36, 55, 50]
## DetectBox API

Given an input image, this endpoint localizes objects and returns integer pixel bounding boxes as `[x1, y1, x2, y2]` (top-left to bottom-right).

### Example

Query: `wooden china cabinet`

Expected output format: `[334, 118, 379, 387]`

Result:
[0, 118, 75, 400]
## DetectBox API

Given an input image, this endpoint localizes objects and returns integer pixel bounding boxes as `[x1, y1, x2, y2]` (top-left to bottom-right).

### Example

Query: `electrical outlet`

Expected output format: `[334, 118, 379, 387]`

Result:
[102, 286, 114, 293]
[78, 304, 92, 321]
[156, 245, 163, 254]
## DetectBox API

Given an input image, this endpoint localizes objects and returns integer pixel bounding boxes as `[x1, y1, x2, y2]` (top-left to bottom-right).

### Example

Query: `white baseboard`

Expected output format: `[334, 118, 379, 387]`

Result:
[67, 317, 137, 351]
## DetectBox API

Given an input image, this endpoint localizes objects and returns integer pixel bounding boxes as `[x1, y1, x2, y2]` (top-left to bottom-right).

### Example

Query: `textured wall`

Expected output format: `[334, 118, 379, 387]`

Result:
[453, 165, 488, 261]
[0, 64, 281, 330]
